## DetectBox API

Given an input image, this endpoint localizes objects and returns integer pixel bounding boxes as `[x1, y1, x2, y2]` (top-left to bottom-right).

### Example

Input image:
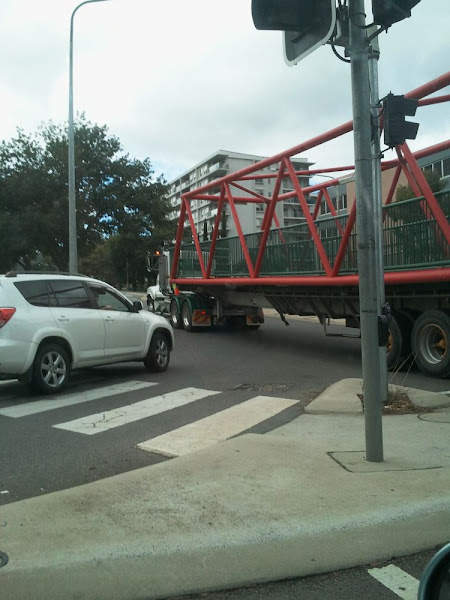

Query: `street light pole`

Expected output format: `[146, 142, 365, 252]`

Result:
[68, 0, 110, 273]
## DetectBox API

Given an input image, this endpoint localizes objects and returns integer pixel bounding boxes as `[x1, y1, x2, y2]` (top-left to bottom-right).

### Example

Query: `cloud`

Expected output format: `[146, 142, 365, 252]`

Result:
[0, 0, 448, 182]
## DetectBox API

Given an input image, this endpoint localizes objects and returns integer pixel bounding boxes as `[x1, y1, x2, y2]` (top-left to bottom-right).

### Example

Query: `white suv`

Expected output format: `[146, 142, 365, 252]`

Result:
[0, 272, 174, 394]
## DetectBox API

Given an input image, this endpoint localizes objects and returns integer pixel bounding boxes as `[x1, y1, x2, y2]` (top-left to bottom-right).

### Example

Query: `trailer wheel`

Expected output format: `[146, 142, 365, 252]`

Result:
[181, 301, 194, 332]
[386, 311, 413, 371]
[387, 315, 403, 370]
[170, 299, 182, 329]
[411, 310, 450, 378]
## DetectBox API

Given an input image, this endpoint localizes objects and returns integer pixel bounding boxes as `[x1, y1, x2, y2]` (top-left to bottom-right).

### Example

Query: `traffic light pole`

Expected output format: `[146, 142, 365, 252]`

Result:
[348, 0, 384, 461]
[368, 31, 388, 404]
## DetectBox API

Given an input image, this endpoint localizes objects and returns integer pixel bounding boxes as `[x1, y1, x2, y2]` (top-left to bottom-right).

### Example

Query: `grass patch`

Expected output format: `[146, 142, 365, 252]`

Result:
[358, 386, 429, 415]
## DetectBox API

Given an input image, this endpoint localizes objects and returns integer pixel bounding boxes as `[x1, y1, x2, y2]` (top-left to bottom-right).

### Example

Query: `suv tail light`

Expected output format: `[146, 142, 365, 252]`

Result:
[0, 308, 16, 328]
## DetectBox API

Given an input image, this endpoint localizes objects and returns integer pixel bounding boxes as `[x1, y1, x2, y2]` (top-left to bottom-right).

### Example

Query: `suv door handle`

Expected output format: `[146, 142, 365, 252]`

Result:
[104, 316, 114, 322]
[57, 316, 70, 322]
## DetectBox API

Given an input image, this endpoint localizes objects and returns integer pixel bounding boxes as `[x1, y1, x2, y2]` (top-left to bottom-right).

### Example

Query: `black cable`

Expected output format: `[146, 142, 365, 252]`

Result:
[331, 42, 351, 64]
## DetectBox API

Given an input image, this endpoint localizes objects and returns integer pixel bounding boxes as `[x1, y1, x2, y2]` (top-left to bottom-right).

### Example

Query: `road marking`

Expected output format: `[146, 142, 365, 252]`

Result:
[53, 387, 220, 434]
[0, 381, 157, 418]
[368, 565, 419, 600]
[137, 395, 298, 457]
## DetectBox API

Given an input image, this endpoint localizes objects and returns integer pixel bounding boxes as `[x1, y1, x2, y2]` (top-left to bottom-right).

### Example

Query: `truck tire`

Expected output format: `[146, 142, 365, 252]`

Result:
[411, 310, 450, 378]
[181, 301, 194, 332]
[170, 299, 182, 329]
[387, 315, 403, 370]
[387, 311, 413, 371]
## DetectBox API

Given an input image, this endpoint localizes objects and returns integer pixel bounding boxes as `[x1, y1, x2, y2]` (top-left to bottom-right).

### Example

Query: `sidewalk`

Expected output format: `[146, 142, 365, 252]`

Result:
[1, 380, 449, 600]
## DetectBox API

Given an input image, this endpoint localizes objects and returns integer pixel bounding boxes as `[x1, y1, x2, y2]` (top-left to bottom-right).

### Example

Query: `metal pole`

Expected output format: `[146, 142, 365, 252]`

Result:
[348, 0, 384, 462]
[368, 30, 388, 404]
[68, 0, 110, 274]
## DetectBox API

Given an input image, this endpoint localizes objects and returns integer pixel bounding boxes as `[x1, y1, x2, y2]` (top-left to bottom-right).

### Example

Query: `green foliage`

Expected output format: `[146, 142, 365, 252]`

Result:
[386, 170, 447, 268]
[0, 115, 175, 282]
[389, 168, 444, 223]
[394, 168, 443, 203]
[78, 241, 118, 285]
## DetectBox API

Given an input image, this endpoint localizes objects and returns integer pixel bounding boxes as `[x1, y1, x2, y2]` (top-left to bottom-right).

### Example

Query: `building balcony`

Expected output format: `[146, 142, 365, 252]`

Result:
[208, 162, 229, 176]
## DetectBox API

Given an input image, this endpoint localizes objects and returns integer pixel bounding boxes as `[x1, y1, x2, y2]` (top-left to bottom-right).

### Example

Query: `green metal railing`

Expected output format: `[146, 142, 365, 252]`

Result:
[175, 192, 450, 278]
[383, 191, 450, 270]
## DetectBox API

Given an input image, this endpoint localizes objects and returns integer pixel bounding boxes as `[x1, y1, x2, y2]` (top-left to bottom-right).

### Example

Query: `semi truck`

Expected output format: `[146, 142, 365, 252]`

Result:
[147, 73, 450, 378]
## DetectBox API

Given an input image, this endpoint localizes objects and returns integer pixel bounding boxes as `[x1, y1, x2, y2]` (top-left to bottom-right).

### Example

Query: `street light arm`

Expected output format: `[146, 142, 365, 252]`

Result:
[71, 0, 111, 29]
[68, 0, 111, 274]
[69, 0, 111, 97]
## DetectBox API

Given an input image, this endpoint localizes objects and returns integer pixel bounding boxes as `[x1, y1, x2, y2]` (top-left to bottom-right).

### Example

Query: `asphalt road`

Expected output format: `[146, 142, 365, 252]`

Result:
[0, 314, 448, 506]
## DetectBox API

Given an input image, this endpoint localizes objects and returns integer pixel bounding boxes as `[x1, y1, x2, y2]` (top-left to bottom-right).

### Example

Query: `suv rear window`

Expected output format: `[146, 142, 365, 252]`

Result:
[14, 280, 54, 306]
[49, 280, 92, 308]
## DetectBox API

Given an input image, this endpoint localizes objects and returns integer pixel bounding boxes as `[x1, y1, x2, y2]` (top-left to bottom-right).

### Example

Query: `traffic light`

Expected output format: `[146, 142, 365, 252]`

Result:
[372, 0, 421, 27]
[251, 0, 336, 65]
[382, 93, 419, 147]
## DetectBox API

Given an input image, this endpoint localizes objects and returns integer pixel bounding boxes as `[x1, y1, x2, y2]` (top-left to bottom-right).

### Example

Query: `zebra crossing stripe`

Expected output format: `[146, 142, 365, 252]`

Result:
[368, 565, 419, 600]
[53, 387, 220, 434]
[137, 395, 298, 457]
[0, 381, 157, 418]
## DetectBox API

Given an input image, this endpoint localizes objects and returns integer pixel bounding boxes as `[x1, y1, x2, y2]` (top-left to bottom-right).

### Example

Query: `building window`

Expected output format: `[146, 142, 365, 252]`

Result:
[443, 158, 450, 177]
[433, 161, 443, 177]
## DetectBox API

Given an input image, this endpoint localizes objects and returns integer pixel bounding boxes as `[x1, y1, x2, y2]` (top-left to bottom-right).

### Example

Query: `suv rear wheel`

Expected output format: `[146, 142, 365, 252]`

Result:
[32, 343, 71, 394]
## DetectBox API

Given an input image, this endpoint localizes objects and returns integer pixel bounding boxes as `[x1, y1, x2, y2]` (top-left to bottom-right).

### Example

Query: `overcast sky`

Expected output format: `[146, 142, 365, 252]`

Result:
[1, 0, 449, 182]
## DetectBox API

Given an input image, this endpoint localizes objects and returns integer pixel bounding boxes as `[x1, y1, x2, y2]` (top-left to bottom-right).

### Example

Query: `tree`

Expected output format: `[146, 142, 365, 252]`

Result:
[78, 240, 119, 285]
[390, 168, 444, 221]
[388, 168, 446, 266]
[0, 115, 175, 277]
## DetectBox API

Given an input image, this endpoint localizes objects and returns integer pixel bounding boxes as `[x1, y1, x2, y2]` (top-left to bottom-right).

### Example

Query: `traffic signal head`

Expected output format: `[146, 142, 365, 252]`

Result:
[372, 0, 421, 28]
[251, 0, 336, 65]
[252, 0, 305, 31]
[383, 93, 419, 148]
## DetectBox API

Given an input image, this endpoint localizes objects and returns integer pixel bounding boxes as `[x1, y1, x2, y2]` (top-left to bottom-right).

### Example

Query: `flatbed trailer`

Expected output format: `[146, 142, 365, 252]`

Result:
[155, 73, 450, 378]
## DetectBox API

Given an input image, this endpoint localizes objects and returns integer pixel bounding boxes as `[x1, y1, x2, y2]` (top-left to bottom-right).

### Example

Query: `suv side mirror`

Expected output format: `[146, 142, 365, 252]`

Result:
[418, 543, 450, 599]
[132, 300, 143, 312]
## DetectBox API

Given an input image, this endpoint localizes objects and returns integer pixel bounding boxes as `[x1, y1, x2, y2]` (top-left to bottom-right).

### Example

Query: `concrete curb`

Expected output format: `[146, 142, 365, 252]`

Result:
[2, 500, 448, 600]
[305, 378, 450, 414]
[1, 429, 449, 600]
[305, 378, 363, 414]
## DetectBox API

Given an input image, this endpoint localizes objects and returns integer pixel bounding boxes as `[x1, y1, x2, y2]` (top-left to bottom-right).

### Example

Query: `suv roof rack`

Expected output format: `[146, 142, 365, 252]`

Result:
[4, 271, 89, 278]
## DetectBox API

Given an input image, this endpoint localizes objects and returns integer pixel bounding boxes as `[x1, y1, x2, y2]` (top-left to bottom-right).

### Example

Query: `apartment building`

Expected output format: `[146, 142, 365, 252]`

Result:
[167, 150, 312, 238]
[317, 146, 450, 218]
